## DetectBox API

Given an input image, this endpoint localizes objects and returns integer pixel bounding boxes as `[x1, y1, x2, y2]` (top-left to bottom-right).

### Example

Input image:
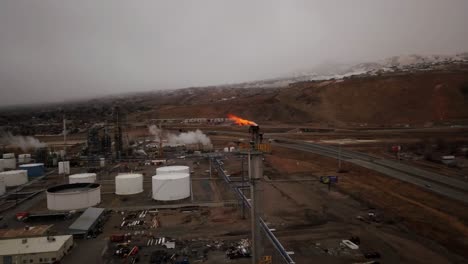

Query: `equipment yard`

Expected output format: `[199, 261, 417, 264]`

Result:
[0, 118, 467, 264]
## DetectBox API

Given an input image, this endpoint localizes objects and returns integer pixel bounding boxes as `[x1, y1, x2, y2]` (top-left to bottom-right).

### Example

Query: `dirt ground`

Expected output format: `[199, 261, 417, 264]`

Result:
[264, 146, 467, 263]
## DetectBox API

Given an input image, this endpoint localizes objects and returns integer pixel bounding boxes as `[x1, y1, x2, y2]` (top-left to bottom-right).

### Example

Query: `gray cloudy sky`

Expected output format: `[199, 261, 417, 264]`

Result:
[1, 0, 467, 106]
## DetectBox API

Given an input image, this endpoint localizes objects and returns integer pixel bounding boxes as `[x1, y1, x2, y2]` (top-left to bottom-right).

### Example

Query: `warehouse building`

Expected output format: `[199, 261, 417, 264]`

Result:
[0, 235, 73, 264]
[68, 207, 105, 238]
[0, 225, 52, 239]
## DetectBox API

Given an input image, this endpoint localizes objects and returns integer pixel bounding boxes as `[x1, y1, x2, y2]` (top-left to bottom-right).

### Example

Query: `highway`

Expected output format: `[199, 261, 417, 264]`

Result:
[272, 138, 468, 204]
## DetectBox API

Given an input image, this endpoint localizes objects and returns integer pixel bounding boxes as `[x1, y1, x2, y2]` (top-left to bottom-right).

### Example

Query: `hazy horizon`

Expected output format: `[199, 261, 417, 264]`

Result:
[1, 0, 468, 106]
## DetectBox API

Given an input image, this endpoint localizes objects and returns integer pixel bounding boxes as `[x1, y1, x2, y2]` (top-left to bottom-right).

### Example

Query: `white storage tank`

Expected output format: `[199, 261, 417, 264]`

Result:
[152, 172, 190, 201]
[223, 147, 229, 152]
[46, 183, 101, 210]
[0, 170, 28, 187]
[69, 173, 96, 184]
[115, 174, 143, 195]
[59, 161, 70, 175]
[2, 153, 15, 159]
[156, 165, 190, 175]
[18, 154, 31, 163]
[0, 180, 5, 196]
[2, 157, 16, 169]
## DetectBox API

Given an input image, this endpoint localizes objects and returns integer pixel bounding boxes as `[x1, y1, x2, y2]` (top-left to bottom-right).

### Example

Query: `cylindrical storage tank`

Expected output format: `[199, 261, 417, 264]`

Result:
[152, 173, 190, 201]
[2, 153, 15, 159]
[46, 183, 101, 210]
[229, 146, 235, 152]
[18, 154, 31, 163]
[156, 166, 190, 175]
[2, 158, 16, 169]
[19, 163, 44, 177]
[115, 174, 143, 195]
[100, 158, 105, 168]
[223, 147, 229, 152]
[0, 170, 28, 187]
[0, 180, 5, 196]
[69, 173, 96, 184]
[58, 161, 70, 175]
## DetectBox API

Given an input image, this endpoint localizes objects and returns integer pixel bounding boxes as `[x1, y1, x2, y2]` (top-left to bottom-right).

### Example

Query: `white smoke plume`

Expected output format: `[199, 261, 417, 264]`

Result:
[148, 125, 162, 139]
[148, 125, 211, 146]
[0, 132, 47, 151]
[167, 129, 211, 146]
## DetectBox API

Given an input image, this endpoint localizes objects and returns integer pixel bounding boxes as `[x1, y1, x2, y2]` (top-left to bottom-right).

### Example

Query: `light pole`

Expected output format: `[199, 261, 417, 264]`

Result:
[338, 143, 342, 171]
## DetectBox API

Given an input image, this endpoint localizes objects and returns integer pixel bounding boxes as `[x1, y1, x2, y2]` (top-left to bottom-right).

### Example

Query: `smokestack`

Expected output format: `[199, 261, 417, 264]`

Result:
[249, 150, 263, 264]
[249, 125, 263, 149]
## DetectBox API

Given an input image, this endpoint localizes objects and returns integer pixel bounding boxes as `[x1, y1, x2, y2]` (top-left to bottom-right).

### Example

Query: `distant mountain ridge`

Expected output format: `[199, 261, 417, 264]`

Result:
[216, 53, 468, 89]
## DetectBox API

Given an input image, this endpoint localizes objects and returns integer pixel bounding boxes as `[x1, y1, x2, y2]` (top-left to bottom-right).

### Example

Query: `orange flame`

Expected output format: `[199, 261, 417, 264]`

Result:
[227, 114, 258, 126]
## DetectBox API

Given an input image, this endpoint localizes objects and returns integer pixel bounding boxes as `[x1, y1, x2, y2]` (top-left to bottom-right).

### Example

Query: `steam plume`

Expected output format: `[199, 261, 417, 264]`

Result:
[0, 132, 47, 151]
[167, 129, 211, 146]
[148, 125, 211, 146]
[148, 125, 162, 138]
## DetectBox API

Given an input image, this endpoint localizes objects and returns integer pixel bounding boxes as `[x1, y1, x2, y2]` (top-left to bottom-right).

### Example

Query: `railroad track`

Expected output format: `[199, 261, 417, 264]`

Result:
[273, 139, 468, 204]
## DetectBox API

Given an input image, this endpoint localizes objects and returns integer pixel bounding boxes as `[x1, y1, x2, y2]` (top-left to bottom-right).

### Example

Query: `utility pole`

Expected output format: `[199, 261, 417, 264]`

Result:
[241, 156, 245, 219]
[338, 143, 342, 171]
[209, 157, 212, 179]
[63, 114, 67, 158]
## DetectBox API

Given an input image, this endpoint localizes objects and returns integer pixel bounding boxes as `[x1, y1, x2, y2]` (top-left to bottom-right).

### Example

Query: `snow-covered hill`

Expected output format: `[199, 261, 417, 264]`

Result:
[222, 53, 468, 88]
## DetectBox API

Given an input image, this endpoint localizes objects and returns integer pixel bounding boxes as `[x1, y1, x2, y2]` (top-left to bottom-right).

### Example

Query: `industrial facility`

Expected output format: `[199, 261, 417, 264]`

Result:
[0, 105, 465, 264]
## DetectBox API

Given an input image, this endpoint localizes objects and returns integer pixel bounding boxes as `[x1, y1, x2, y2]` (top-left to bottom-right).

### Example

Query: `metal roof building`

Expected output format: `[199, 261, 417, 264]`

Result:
[0, 235, 73, 264]
[68, 207, 105, 237]
[0, 225, 52, 239]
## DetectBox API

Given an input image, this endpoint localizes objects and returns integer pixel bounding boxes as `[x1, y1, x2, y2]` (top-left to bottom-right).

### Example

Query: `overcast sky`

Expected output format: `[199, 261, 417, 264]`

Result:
[1, 0, 467, 106]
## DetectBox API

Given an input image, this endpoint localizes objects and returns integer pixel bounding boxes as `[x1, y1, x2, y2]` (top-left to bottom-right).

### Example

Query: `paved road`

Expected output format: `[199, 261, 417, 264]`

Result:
[273, 139, 468, 204]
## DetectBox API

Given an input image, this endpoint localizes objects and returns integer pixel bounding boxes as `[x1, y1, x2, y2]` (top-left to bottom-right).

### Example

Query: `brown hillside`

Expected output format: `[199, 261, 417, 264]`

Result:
[135, 69, 468, 126]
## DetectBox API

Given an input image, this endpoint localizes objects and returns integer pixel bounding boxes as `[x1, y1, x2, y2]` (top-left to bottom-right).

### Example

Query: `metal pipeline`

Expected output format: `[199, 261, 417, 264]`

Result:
[213, 158, 295, 264]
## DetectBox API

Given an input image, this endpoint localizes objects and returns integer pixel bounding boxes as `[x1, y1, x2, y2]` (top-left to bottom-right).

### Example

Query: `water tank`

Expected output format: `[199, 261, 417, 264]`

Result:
[2, 153, 15, 159]
[0, 170, 28, 186]
[156, 166, 190, 175]
[18, 154, 31, 163]
[19, 163, 45, 177]
[2, 157, 16, 169]
[69, 173, 96, 184]
[229, 146, 235, 152]
[58, 161, 70, 174]
[100, 158, 105, 168]
[152, 172, 190, 201]
[46, 183, 101, 210]
[0, 180, 5, 196]
[115, 174, 143, 195]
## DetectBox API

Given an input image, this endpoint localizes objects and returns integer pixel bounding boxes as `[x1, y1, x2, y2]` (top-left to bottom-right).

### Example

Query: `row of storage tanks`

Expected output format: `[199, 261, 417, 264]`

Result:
[0, 153, 46, 196]
[0, 153, 36, 170]
[46, 166, 191, 210]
